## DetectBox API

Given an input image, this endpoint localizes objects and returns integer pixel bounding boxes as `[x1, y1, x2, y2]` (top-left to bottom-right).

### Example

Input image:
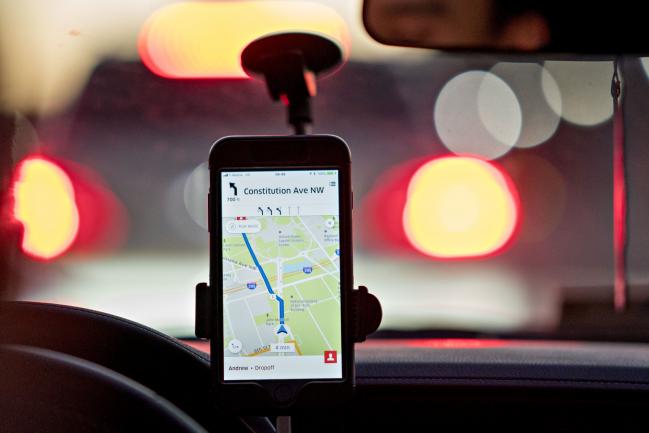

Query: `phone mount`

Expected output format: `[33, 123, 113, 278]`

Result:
[195, 283, 382, 343]
[241, 32, 344, 135]
[200, 33, 380, 431]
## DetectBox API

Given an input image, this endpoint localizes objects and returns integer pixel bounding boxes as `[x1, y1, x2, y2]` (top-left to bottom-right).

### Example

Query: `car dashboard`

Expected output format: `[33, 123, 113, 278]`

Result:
[2, 301, 649, 433]
[350, 339, 649, 432]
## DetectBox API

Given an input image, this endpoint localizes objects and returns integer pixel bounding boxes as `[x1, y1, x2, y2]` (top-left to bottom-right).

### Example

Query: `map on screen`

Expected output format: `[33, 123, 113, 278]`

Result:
[221, 170, 342, 381]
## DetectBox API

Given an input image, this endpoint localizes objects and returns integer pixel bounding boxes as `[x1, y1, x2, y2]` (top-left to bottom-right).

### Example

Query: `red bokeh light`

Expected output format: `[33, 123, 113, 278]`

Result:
[360, 155, 520, 260]
[12, 155, 128, 260]
[139, 1, 350, 79]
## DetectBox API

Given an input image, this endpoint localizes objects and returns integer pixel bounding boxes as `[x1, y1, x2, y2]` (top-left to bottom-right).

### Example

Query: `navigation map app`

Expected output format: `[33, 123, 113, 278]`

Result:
[221, 169, 342, 381]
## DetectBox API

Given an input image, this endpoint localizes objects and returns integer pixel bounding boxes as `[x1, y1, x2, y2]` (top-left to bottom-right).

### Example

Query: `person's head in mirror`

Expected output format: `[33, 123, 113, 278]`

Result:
[368, 0, 550, 51]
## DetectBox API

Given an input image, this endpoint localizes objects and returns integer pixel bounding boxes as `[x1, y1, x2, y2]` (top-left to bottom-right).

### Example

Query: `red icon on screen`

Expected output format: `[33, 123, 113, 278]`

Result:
[324, 350, 337, 363]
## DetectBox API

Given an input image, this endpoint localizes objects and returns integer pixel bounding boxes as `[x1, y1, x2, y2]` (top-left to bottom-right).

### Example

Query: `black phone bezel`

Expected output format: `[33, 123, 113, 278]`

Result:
[208, 135, 353, 412]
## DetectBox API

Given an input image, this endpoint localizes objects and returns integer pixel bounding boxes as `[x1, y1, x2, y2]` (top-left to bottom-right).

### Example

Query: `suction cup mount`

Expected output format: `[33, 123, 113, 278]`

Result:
[241, 32, 344, 134]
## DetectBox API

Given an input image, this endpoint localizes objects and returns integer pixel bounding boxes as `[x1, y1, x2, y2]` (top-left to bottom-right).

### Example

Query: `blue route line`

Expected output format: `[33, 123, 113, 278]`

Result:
[241, 232, 287, 334]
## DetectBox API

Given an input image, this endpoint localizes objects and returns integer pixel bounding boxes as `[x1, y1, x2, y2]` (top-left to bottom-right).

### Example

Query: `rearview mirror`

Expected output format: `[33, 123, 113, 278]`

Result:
[363, 0, 648, 55]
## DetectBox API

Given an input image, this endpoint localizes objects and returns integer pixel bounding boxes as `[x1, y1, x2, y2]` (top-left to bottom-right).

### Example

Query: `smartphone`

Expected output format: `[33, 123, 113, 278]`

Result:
[209, 135, 353, 412]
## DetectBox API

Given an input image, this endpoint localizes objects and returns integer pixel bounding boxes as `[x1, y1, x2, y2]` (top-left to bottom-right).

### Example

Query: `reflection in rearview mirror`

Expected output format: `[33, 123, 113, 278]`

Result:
[363, 0, 649, 55]
[365, 0, 549, 51]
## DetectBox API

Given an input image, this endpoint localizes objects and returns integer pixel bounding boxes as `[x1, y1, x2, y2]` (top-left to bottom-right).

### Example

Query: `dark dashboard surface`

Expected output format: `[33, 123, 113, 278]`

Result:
[196, 338, 649, 432]
[3, 302, 649, 433]
[356, 339, 649, 389]
[187, 337, 649, 390]
[348, 340, 649, 433]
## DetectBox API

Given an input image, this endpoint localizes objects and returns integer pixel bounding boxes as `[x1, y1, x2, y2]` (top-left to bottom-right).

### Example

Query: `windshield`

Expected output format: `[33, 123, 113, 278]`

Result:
[2, 0, 648, 339]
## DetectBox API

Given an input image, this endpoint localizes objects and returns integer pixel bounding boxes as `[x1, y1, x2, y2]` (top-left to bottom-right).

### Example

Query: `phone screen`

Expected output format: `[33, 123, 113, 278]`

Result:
[220, 169, 343, 381]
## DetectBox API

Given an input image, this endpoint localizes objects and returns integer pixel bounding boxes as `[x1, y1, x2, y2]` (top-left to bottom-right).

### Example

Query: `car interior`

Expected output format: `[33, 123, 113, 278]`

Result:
[2, 1, 649, 432]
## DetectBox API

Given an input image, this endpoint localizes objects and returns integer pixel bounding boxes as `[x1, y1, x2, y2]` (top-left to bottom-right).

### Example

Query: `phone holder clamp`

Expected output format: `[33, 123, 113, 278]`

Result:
[195, 283, 382, 342]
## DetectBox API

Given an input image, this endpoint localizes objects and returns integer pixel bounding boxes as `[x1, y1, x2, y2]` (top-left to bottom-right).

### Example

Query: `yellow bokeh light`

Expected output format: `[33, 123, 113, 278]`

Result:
[139, 1, 351, 79]
[13, 157, 79, 259]
[403, 156, 518, 259]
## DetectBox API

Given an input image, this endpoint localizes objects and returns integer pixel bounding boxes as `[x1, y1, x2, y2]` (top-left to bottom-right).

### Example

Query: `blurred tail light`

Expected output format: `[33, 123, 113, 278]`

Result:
[362, 156, 520, 260]
[12, 155, 128, 260]
[139, 1, 350, 79]
[13, 156, 79, 260]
